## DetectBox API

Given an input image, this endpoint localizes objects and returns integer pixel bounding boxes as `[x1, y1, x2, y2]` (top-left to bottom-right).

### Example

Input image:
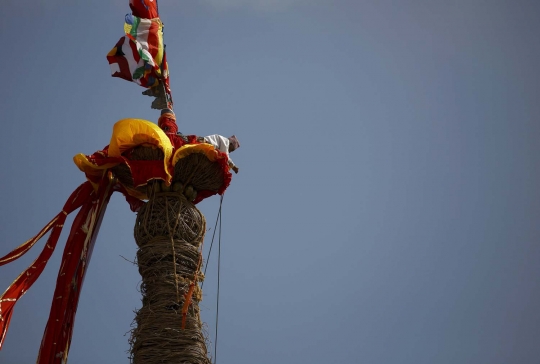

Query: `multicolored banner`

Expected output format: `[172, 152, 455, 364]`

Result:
[107, 0, 172, 108]
[107, 15, 163, 88]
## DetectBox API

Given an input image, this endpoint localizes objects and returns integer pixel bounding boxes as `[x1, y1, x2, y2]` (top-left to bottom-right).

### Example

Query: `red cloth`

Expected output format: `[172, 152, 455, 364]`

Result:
[82, 147, 168, 189]
[129, 0, 158, 18]
[158, 119, 201, 150]
[37, 177, 114, 364]
[0, 182, 95, 350]
[126, 159, 169, 187]
[0, 178, 114, 364]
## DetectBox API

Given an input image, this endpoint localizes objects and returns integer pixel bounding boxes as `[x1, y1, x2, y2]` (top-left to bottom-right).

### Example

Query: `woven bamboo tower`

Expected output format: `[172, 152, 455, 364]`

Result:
[112, 146, 226, 364]
[130, 189, 210, 364]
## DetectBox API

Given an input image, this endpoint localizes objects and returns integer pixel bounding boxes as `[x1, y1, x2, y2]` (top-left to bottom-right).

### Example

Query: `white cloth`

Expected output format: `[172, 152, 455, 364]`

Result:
[204, 134, 235, 167]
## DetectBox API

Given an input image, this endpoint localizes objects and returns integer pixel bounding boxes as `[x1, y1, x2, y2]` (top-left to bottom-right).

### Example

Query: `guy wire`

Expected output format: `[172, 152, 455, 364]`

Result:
[202, 195, 223, 287]
[214, 194, 223, 364]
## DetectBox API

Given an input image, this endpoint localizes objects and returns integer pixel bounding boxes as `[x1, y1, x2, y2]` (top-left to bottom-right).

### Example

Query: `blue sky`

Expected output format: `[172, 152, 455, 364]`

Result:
[1, 1, 539, 363]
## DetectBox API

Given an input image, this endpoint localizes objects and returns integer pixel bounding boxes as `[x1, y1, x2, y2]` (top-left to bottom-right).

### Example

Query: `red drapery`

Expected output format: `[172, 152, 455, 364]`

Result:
[0, 175, 115, 364]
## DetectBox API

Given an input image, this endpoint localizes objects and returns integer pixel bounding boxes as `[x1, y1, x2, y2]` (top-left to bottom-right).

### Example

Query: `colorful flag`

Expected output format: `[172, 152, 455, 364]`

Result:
[107, 2, 172, 109]
[107, 14, 163, 88]
[124, 14, 163, 67]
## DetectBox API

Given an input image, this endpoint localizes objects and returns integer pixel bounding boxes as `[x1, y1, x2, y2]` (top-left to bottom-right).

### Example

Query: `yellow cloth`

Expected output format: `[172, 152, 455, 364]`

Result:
[108, 118, 172, 158]
[73, 119, 228, 198]
[74, 118, 175, 188]
[109, 118, 174, 182]
[171, 143, 227, 167]
[73, 154, 117, 178]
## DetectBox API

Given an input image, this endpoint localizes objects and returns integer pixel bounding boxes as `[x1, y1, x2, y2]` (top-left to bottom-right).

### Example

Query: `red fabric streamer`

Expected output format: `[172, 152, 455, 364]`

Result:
[37, 176, 114, 364]
[0, 181, 95, 350]
[0, 176, 114, 364]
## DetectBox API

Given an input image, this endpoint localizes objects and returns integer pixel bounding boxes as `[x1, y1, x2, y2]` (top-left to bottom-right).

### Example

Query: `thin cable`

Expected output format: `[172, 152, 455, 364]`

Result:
[202, 195, 223, 288]
[214, 196, 223, 364]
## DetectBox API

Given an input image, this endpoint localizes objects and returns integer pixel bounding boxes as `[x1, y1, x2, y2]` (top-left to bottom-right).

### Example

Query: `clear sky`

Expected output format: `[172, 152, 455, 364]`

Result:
[1, 1, 539, 363]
